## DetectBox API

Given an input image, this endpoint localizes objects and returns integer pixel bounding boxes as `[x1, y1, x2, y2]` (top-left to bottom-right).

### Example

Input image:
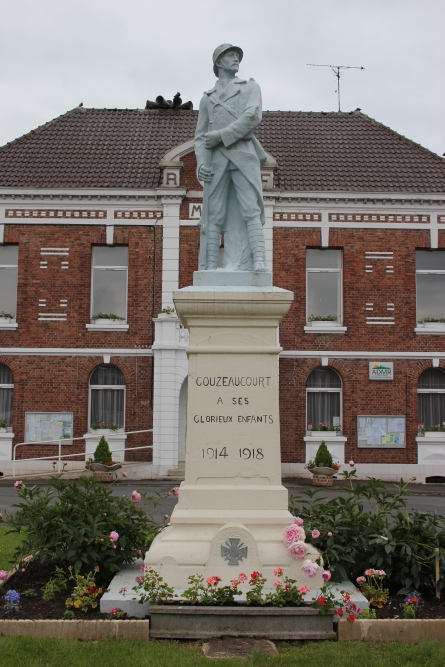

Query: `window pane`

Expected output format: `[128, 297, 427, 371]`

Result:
[307, 249, 341, 269]
[418, 369, 445, 390]
[416, 274, 445, 321]
[93, 246, 128, 267]
[307, 367, 342, 388]
[0, 246, 18, 265]
[307, 272, 340, 319]
[90, 389, 124, 427]
[0, 363, 14, 384]
[416, 250, 445, 271]
[92, 269, 127, 318]
[418, 393, 445, 428]
[90, 364, 126, 386]
[0, 268, 18, 315]
[0, 388, 13, 425]
[307, 392, 340, 426]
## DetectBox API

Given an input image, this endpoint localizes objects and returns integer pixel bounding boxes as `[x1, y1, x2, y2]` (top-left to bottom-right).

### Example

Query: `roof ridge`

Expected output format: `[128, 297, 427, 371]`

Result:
[0, 106, 84, 152]
[358, 111, 445, 164]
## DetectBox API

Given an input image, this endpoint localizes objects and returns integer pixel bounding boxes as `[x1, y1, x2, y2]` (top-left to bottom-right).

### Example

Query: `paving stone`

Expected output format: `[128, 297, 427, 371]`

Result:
[202, 638, 278, 660]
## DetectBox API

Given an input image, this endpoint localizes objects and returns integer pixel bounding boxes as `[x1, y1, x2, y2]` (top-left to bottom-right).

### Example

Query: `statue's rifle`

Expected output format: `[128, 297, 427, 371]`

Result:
[198, 119, 213, 271]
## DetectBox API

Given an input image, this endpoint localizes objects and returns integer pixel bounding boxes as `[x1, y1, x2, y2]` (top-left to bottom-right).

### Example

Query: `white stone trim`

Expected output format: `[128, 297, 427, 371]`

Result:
[304, 325, 347, 334]
[161, 199, 181, 308]
[415, 325, 445, 335]
[0, 319, 18, 330]
[86, 323, 129, 332]
[0, 347, 152, 356]
[280, 350, 443, 360]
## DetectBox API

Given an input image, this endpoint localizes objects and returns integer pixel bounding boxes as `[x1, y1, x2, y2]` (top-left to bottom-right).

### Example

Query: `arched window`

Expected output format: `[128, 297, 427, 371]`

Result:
[417, 369, 445, 428]
[89, 364, 125, 429]
[0, 363, 14, 427]
[306, 367, 342, 431]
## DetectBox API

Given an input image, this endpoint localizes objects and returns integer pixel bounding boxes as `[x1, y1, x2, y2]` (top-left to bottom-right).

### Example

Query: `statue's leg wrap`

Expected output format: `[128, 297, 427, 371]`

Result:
[247, 219, 267, 270]
[206, 229, 221, 269]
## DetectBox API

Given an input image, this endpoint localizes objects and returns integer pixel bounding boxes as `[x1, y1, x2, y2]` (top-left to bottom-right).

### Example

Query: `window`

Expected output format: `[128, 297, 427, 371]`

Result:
[89, 364, 125, 429]
[418, 368, 445, 429]
[306, 367, 342, 431]
[91, 247, 128, 321]
[0, 363, 14, 427]
[306, 249, 342, 323]
[416, 250, 445, 323]
[0, 246, 18, 320]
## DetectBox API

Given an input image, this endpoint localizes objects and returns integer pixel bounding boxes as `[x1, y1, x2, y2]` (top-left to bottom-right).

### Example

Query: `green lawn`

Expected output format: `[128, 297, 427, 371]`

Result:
[0, 638, 444, 667]
[0, 526, 24, 570]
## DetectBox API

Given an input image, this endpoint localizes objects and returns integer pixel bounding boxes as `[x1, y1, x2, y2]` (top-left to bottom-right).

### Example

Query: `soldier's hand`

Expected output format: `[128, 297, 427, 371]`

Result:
[198, 165, 213, 182]
[204, 131, 222, 148]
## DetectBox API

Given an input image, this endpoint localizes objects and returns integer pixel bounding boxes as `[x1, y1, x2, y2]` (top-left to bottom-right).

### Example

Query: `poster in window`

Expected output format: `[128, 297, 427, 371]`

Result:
[25, 413, 73, 445]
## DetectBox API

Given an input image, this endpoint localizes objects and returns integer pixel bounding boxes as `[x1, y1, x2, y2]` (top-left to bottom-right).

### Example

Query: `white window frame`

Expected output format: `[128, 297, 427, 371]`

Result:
[0, 363, 14, 427]
[87, 247, 129, 331]
[306, 368, 343, 432]
[305, 249, 345, 333]
[415, 250, 445, 334]
[88, 374, 126, 431]
[417, 369, 445, 429]
[0, 245, 19, 330]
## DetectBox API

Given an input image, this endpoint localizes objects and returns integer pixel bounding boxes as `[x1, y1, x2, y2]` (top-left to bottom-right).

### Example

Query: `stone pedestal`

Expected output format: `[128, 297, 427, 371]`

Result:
[146, 286, 323, 588]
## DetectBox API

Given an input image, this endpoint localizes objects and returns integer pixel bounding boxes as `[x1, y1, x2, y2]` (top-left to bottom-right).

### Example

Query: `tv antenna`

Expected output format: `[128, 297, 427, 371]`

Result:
[307, 63, 365, 112]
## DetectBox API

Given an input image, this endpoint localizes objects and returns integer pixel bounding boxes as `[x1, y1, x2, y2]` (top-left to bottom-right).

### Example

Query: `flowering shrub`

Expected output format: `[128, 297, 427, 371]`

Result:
[333, 591, 362, 622]
[356, 569, 389, 608]
[402, 591, 422, 619]
[182, 573, 242, 606]
[264, 569, 310, 607]
[107, 607, 126, 620]
[3, 590, 20, 614]
[302, 559, 320, 578]
[132, 566, 175, 604]
[65, 567, 103, 613]
[6, 476, 169, 581]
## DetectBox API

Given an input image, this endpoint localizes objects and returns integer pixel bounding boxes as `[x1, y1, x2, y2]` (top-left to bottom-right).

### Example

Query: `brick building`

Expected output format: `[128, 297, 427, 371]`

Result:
[0, 105, 444, 481]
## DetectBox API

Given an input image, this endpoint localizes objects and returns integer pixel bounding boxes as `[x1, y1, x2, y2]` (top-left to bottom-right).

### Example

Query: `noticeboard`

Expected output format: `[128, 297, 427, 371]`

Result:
[25, 412, 73, 445]
[357, 415, 405, 449]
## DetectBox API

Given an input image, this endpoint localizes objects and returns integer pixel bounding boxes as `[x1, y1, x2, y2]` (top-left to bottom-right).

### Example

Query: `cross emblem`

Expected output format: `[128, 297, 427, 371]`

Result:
[221, 538, 248, 566]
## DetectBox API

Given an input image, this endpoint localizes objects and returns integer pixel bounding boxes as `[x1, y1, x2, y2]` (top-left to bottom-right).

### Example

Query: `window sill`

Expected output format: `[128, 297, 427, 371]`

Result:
[86, 323, 129, 332]
[415, 325, 445, 335]
[304, 435, 347, 442]
[304, 323, 346, 334]
[0, 319, 18, 330]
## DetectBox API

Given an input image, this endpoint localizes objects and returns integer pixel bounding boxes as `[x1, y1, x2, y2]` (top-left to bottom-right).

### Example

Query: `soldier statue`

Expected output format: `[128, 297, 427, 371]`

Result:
[194, 44, 269, 273]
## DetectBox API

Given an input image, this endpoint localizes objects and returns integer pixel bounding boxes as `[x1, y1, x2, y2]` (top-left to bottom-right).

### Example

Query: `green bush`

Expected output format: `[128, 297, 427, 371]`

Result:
[93, 436, 112, 464]
[314, 441, 333, 468]
[6, 476, 168, 582]
[290, 473, 445, 594]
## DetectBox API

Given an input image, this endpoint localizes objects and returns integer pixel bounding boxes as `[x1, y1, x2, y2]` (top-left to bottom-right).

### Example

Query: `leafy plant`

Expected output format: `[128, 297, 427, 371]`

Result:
[90, 421, 119, 431]
[93, 436, 113, 464]
[357, 606, 377, 619]
[314, 441, 333, 468]
[289, 471, 445, 594]
[0, 420, 6, 428]
[181, 573, 241, 606]
[41, 566, 68, 601]
[0, 311, 14, 320]
[356, 569, 389, 608]
[265, 569, 309, 607]
[6, 476, 169, 581]
[402, 591, 422, 619]
[91, 313, 124, 321]
[418, 317, 445, 323]
[107, 607, 126, 619]
[21, 588, 38, 598]
[62, 610, 76, 620]
[65, 566, 102, 612]
[159, 306, 175, 315]
[133, 565, 175, 605]
[308, 314, 338, 322]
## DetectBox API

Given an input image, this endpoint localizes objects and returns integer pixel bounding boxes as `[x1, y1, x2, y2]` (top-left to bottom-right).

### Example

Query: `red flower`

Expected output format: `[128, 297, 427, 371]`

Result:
[249, 571, 262, 584]
[317, 595, 326, 606]
[335, 608, 343, 617]
[347, 614, 356, 623]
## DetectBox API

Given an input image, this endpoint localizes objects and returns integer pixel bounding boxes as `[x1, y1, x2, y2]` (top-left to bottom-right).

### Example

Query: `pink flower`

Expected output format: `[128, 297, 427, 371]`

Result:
[112, 544, 117, 549]
[322, 570, 331, 582]
[21, 568, 26, 573]
[111, 608, 117, 614]
[109, 531, 119, 542]
[122, 472, 127, 477]
[274, 580, 283, 587]
[0, 570, 8, 581]
[172, 487, 179, 497]
[135, 575, 144, 584]
[356, 576, 366, 584]
[131, 491, 141, 503]
[274, 567, 284, 577]
[164, 514, 169, 521]
[238, 572, 247, 583]
[299, 585, 311, 594]
[14, 481, 23, 489]
[327, 532, 333, 537]
[0, 513, 3, 521]
[231, 580, 239, 587]
[283, 524, 305, 545]
[119, 587, 127, 595]
[288, 540, 308, 559]
[349, 460, 354, 467]
[311, 529, 320, 539]
[294, 517, 304, 526]
[206, 576, 220, 586]
[302, 559, 320, 579]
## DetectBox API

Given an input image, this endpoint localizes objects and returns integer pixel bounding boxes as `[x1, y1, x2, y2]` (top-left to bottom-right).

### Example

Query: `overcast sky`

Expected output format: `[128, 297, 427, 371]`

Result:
[1, 0, 444, 155]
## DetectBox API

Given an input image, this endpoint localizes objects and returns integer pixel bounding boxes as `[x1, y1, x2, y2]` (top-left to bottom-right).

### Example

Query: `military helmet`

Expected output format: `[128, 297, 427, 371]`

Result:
[212, 43, 243, 76]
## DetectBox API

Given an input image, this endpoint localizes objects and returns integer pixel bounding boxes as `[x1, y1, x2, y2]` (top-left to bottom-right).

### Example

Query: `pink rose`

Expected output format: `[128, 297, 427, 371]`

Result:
[322, 570, 331, 582]
[327, 532, 333, 537]
[112, 544, 117, 549]
[14, 481, 23, 489]
[172, 487, 179, 497]
[356, 576, 366, 584]
[302, 559, 320, 579]
[311, 529, 320, 539]
[109, 531, 119, 542]
[294, 517, 304, 526]
[164, 514, 169, 521]
[274, 580, 283, 587]
[283, 524, 305, 545]
[288, 540, 308, 559]
[274, 567, 284, 577]
[0, 570, 8, 581]
[349, 460, 355, 467]
[132, 491, 141, 503]
[238, 572, 247, 583]
[122, 472, 127, 477]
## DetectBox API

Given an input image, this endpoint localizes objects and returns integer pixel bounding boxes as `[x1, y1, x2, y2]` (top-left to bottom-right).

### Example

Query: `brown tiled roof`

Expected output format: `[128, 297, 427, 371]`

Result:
[0, 107, 444, 192]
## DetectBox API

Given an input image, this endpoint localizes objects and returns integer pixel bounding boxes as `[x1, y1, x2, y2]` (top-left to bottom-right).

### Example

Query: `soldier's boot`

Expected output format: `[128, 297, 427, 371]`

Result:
[206, 230, 221, 269]
[247, 219, 268, 271]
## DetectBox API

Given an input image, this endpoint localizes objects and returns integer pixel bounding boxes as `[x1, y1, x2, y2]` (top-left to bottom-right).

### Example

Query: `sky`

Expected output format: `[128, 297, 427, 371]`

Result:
[0, 0, 444, 155]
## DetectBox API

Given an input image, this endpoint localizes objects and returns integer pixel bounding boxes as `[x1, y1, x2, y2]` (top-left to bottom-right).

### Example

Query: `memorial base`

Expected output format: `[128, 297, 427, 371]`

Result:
[146, 286, 323, 589]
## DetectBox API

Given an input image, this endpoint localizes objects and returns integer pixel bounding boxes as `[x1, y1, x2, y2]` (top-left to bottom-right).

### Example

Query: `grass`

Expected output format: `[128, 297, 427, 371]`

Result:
[0, 526, 25, 570]
[0, 638, 444, 667]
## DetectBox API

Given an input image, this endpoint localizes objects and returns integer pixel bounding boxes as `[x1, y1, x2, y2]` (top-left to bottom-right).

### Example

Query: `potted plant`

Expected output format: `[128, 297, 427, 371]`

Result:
[0, 311, 15, 325]
[86, 436, 121, 474]
[305, 441, 340, 486]
[418, 425, 445, 438]
[91, 312, 125, 325]
[307, 314, 339, 328]
[417, 318, 445, 328]
[0, 419, 6, 432]
[307, 422, 341, 436]
[90, 421, 120, 434]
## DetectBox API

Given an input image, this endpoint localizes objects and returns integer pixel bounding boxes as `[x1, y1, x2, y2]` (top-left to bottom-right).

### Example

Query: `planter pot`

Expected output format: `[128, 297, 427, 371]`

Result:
[86, 462, 122, 472]
[418, 322, 445, 327]
[91, 319, 126, 325]
[90, 429, 114, 435]
[6, 427, 13, 433]
[148, 605, 335, 640]
[307, 321, 339, 327]
[308, 431, 338, 437]
[310, 467, 337, 487]
[311, 467, 337, 476]
[420, 431, 445, 438]
[0, 428, 6, 433]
